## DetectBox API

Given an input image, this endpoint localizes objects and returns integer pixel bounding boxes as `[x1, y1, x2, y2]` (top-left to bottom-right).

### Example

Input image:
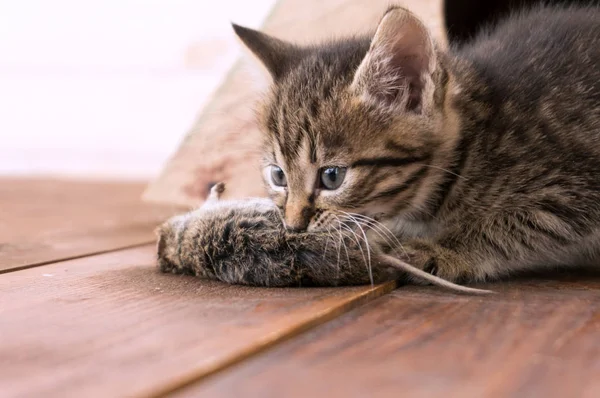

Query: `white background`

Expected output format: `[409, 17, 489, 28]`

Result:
[0, 0, 275, 179]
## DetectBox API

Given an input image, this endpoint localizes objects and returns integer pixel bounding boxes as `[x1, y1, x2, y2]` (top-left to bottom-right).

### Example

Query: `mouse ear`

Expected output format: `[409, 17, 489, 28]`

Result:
[352, 7, 437, 114]
[232, 23, 303, 80]
[207, 182, 226, 202]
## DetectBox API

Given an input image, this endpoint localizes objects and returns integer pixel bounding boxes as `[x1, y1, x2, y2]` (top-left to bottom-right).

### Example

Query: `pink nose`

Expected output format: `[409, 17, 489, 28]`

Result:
[284, 217, 309, 232]
[284, 204, 313, 232]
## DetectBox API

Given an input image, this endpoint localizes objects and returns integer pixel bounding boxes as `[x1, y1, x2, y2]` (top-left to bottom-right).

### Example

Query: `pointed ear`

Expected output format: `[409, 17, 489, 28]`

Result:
[352, 7, 437, 113]
[232, 23, 301, 81]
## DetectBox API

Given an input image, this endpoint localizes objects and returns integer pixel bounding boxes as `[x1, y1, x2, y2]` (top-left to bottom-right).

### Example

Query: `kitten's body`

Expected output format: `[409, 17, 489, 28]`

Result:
[380, 6, 600, 280]
[232, 4, 600, 284]
[402, 7, 600, 279]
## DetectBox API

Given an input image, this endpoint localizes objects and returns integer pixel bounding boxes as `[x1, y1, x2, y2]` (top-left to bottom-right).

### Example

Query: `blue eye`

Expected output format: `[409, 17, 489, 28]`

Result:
[270, 165, 287, 187]
[320, 167, 347, 190]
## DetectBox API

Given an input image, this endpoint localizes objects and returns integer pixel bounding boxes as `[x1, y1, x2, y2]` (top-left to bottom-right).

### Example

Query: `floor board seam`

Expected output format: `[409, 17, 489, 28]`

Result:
[145, 281, 398, 398]
[0, 241, 156, 275]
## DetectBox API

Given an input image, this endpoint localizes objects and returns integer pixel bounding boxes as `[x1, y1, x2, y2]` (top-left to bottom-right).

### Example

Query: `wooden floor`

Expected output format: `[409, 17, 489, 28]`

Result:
[1, 179, 599, 397]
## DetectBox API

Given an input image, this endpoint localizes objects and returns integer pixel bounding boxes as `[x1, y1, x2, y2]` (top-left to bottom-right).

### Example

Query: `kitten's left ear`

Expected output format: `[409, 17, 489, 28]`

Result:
[232, 24, 302, 81]
[352, 7, 437, 114]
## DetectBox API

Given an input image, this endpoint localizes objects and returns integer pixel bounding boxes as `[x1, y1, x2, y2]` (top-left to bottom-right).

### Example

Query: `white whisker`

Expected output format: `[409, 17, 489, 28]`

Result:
[322, 230, 331, 260]
[414, 163, 469, 180]
[343, 212, 400, 247]
[338, 222, 369, 277]
[322, 223, 338, 261]
[341, 211, 409, 259]
[333, 216, 352, 271]
[330, 215, 346, 283]
[341, 213, 374, 285]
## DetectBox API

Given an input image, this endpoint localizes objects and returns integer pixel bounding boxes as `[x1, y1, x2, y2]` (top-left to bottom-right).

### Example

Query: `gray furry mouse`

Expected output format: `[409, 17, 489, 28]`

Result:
[157, 183, 491, 294]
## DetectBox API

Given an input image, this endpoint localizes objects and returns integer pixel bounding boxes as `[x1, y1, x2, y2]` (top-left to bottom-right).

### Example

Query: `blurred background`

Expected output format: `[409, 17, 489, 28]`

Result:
[0, 0, 275, 180]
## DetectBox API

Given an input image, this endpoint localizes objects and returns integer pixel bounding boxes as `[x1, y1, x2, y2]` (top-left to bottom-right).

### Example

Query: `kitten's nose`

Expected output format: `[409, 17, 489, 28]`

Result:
[284, 219, 309, 232]
[284, 204, 313, 232]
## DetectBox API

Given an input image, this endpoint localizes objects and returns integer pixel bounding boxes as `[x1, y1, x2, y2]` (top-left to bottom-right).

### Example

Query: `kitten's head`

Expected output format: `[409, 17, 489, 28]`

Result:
[234, 7, 458, 231]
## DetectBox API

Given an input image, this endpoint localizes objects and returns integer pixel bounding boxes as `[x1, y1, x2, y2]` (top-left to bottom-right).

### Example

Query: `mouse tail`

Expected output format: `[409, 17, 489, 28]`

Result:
[378, 254, 494, 295]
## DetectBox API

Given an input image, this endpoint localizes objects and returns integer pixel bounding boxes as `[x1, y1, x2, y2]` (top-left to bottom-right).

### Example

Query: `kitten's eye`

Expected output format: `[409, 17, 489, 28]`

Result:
[320, 167, 347, 190]
[270, 165, 287, 187]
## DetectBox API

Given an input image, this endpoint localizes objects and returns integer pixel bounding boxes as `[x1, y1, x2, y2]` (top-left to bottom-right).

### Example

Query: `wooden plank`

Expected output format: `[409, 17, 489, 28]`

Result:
[176, 274, 600, 397]
[144, 0, 444, 207]
[0, 245, 395, 398]
[0, 178, 179, 272]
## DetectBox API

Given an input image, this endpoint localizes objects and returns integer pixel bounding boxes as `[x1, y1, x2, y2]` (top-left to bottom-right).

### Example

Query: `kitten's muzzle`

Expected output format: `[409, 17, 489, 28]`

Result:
[284, 201, 315, 232]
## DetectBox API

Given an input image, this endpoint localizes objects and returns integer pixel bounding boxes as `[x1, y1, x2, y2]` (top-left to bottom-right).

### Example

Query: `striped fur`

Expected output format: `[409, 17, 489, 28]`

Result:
[234, 4, 600, 283]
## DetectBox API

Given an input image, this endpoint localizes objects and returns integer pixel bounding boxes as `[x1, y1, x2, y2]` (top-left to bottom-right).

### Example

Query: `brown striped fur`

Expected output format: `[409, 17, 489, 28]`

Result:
[232, 3, 600, 284]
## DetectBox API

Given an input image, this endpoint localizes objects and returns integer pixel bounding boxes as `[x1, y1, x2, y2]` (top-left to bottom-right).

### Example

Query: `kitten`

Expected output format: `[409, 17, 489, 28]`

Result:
[232, 4, 600, 284]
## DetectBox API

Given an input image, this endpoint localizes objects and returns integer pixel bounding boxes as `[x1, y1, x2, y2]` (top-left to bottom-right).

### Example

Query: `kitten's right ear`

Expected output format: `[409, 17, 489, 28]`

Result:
[232, 24, 301, 81]
[352, 7, 437, 114]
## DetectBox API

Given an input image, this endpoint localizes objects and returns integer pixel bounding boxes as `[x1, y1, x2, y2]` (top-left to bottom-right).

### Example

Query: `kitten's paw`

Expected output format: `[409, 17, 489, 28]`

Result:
[392, 239, 474, 283]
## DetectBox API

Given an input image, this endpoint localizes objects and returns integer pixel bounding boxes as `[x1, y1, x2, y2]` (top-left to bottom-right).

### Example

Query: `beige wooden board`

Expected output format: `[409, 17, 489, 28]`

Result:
[0, 245, 395, 397]
[144, 0, 444, 207]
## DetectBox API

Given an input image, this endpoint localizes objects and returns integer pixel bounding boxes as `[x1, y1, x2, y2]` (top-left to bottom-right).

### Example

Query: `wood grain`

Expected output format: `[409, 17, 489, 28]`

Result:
[0, 245, 395, 398]
[0, 178, 179, 273]
[177, 273, 600, 397]
[144, 0, 445, 207]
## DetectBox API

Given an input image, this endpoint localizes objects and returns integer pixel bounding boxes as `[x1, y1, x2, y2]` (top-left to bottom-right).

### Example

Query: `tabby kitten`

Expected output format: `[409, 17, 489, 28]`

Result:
[232, 4, 600, 284]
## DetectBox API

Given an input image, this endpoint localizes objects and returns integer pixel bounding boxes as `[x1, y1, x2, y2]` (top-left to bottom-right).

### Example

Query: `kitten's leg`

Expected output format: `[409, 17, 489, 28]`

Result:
[388, 211, 586, 282]
[387, 239, 481, 282]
